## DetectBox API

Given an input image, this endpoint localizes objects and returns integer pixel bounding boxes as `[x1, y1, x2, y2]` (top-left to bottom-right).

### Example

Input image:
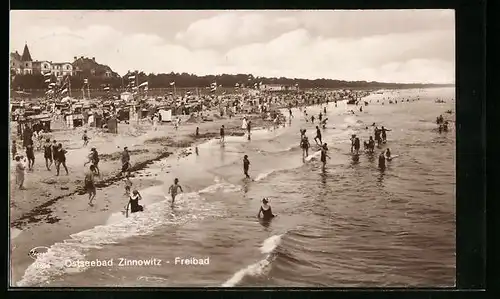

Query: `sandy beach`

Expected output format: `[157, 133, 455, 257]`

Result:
[10, 111, 273, 283]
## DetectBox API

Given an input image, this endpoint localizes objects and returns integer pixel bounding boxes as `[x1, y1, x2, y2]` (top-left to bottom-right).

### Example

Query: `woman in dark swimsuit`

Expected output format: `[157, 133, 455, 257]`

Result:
[126, 190, 144, 216]
[257, 198, 276, 221]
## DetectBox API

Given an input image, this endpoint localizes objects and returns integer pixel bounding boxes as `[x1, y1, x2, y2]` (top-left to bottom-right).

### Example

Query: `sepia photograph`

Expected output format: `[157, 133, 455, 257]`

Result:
[10, 10, 455, 288]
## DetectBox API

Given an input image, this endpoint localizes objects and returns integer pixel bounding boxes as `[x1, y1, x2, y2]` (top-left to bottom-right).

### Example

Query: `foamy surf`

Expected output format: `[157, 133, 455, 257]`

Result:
[17, 191, 225, 287]
[198, 178, 242, 194]
[222, 234, 283, 287]
[254, 171, 274, 182]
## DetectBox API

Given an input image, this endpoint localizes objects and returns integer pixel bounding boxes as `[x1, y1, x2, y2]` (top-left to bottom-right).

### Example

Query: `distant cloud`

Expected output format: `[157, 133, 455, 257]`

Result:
[10, 10, 455, 83]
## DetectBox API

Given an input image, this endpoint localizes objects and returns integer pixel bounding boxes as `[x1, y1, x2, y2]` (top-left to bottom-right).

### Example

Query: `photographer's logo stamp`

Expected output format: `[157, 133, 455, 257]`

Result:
[28, 246, 49, 260]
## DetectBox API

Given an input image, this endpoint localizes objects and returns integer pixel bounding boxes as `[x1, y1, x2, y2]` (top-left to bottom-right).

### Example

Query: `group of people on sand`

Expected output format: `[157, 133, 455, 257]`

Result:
[12, 134, 69, 190]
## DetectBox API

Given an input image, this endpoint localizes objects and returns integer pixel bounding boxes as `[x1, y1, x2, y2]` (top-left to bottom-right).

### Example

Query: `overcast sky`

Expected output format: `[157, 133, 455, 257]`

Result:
[10, 10, 455, 84]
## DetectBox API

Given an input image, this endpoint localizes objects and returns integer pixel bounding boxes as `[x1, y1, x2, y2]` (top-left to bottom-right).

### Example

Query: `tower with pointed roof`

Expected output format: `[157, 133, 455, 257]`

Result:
[20, 43, 33, 74]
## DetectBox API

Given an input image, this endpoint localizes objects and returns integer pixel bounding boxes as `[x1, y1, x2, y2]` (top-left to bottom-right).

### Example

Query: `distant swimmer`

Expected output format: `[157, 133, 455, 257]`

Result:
[257, 198, 276, 221]
[168, 178, 184, 205]
[378, 152, 386, 170]
[314, 126, 322, 146]
[320, 143, 330, 168]
[385, 148, 391, 159]
[300, 128, 307, 138]
[243, 155, 251, 179]
[311, 115, 315, 123]
[220, 125, 225, 143]
[319, 112, 323, 122]
[443, 121, 449, 132]
[323, 107, 327, 114]
[84, 165, 97, 206]
[300, 135, 311, 158]
[125, 190, 144, 217]
[288, 108, 293, 119]
[364, 136, 375, 153]
[374, 127, 382, 146]
[354, 136, 361, 155]
[350, 134, 356, 153]
[381, 126, 391, 142]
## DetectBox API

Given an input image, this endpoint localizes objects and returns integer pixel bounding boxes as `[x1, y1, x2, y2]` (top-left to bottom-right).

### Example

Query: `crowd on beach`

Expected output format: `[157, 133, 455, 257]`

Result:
[11, 88, 453, 222]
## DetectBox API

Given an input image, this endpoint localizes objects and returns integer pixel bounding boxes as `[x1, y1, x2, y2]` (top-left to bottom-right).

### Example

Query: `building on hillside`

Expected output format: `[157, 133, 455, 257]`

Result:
[11, 43, 74, 76]
[10, 44, 33, 75]
[32, 61, 73, 76]
[72, 56, 118, 79]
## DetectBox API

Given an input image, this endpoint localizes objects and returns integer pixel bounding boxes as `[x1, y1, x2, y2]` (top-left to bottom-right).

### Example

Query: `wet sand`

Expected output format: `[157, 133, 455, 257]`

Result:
[10, 112, 271, 284]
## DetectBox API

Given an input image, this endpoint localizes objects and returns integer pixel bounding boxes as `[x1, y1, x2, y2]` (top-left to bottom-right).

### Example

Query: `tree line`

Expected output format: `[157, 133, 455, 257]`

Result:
[11, 71, 453, 91]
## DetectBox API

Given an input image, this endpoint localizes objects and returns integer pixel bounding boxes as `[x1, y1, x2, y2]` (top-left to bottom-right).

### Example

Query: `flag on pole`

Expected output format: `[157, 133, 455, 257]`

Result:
[129, 75, 135, 80]
[170, 81, 175, 86]
[61, 88, 68, 94]
[104, 86, 110, 91]
[84, 79, 88, 84]
[132, 86, 138, 90]
[139, 81, 148, 87]
[45, 78, 51, 83]
[43, 72, 51, 77]
[144, 86, 149, 91]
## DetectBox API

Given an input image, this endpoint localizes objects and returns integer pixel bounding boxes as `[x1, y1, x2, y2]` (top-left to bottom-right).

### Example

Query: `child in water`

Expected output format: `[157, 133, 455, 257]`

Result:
[168, 178, 184, 205]
[257, 198, 276, 221]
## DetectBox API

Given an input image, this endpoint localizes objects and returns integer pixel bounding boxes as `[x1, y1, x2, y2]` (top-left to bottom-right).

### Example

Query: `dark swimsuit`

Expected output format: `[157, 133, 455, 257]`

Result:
[260, 205, 274, 220]
[129, 195, 143, 213]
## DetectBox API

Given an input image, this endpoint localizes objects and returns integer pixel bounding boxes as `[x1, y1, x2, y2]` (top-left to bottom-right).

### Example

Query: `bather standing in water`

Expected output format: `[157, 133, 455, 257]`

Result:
[127, 190, 144, 215]
[378, 152, 386, 170]
[168, 178, 184, 205]
[243, 155, 251, 179]
[257, 198, 276, 221]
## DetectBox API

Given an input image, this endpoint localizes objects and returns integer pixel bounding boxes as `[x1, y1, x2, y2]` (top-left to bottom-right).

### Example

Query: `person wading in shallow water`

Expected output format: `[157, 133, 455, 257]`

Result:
[220, 125, 225, 143]
[257, 198, 276, 221]
[168, 178, 184, 206]
[300, 135, 311, 158]
[85, 165, 97, 206]
[125, 190, 144, 217]
[320, 143, 331, 169]
[243, 155, 251, 179]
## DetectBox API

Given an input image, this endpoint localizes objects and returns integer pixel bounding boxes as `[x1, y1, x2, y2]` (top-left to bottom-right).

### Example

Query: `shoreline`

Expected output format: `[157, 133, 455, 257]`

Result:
[10, 113, 263, 230]
[9, 112, 274, 285]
